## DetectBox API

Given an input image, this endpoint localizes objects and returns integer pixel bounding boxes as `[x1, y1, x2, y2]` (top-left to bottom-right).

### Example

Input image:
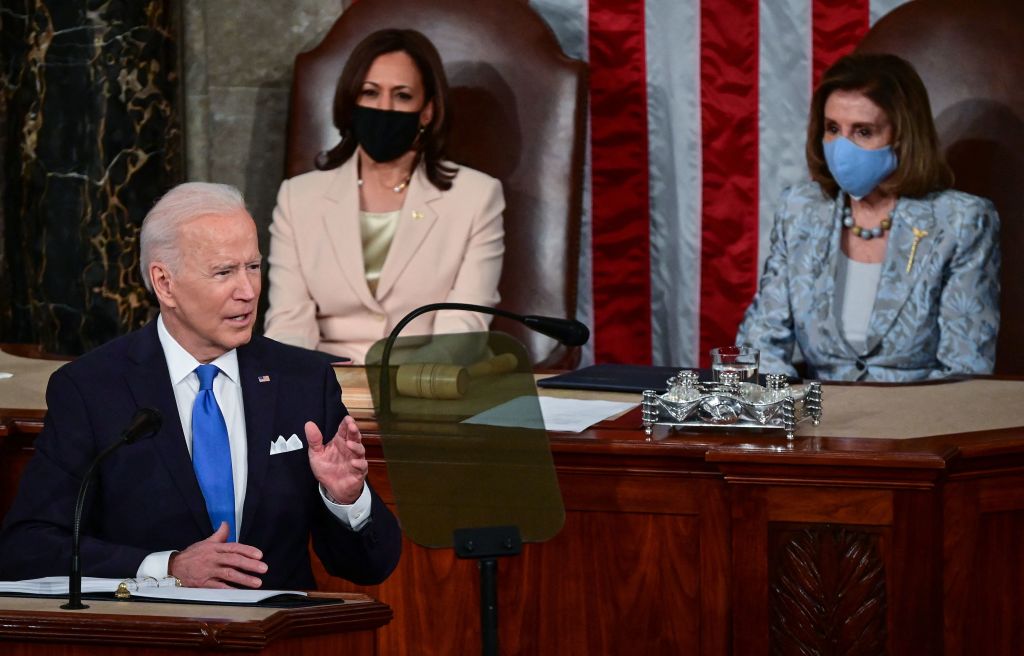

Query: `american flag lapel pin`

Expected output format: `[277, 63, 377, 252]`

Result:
[258, 375, 271, 383]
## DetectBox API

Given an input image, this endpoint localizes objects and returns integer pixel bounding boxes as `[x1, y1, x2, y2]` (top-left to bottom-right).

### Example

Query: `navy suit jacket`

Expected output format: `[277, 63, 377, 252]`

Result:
[0, 321, 401, 589]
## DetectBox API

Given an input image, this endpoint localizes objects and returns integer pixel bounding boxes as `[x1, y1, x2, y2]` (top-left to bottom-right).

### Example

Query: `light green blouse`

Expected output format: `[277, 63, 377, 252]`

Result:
[359, 209, 401, 296]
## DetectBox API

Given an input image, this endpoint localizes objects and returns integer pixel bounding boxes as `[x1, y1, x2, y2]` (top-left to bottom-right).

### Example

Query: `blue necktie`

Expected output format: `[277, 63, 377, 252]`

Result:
[191, 364, 236, 542]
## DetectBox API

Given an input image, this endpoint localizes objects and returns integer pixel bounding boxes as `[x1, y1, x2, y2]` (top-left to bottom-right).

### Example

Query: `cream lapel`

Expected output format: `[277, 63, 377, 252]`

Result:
[321, 158, 385, 313]
[374, 164, 442, 299]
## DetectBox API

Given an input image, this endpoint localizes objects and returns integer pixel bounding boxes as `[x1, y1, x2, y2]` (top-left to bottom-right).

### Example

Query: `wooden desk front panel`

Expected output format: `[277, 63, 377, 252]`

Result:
[315, 461, 730, 655]
[728, 482, 940, 655]
[944, 472, 1024, 655]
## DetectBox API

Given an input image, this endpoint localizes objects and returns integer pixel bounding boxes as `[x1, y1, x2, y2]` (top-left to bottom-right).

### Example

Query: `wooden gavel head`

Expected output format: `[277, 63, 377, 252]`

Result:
[395, 353, 520, 400]
[395, 363, 468, 400]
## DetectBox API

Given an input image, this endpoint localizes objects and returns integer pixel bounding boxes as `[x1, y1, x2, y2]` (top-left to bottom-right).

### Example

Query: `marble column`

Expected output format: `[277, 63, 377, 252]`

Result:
[1, 0, 183, 355]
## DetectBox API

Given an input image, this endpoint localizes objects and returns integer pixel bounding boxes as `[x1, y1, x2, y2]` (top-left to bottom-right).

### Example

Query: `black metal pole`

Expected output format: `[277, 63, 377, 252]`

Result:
[455, 526, 521, 656]
[61, 409, 162, 610]
[480, 557, 499, 656]
[61, 448, 109, 610]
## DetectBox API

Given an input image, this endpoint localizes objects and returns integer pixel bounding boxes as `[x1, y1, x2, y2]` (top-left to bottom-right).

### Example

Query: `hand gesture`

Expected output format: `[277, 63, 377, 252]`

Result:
[169, 522, 267, 588]
[305, 415, 367, 504]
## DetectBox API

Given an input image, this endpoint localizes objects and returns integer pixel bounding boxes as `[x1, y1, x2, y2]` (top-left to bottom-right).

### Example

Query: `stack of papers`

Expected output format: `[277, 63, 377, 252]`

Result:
[0, 576, 306, 604]
[0, 576, 122, 595]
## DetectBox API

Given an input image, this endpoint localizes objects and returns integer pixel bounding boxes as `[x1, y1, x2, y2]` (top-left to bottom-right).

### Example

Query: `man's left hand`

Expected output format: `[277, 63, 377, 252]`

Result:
[305, 416, 367, 504]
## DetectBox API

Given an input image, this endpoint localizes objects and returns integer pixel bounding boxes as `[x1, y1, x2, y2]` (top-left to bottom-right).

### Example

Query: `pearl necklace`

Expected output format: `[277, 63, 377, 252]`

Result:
[357, 176, 410, 193]
[842, 206, 892, 240]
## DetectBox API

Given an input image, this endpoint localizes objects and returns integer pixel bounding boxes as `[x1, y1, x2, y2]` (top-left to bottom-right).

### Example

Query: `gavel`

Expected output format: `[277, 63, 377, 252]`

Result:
[395, 353, 520, 399]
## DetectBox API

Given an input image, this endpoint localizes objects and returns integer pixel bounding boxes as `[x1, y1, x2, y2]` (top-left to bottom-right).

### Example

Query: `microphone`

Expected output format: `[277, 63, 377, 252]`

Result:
[377, 303, 590, 419]
[521, 315, 589, 347]
[62, 408, 162, 610]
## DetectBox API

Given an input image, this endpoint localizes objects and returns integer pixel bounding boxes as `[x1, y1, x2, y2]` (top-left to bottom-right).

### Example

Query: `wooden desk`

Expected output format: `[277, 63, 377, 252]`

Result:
[0, 593, 390, 654]
[3, 360, 1023, 655]
[315, 378, 1024, 656]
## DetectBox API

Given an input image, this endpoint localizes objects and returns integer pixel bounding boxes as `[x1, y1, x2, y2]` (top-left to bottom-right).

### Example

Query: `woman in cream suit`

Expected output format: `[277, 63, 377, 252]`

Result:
[737, 54, 1000, 381]
[265, 29, 504, 364]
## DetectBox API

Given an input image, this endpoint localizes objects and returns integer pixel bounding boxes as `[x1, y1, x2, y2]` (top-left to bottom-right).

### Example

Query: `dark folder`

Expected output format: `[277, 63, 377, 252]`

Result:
[537, 364, 687, 393]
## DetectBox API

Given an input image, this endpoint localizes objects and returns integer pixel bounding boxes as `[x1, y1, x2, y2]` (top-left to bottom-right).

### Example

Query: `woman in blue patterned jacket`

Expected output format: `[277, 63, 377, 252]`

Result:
[737, 53, 1000, 382]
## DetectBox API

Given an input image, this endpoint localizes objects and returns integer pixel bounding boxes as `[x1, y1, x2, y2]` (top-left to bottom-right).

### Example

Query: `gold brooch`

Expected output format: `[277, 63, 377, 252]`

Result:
[906, 226, 929, 273]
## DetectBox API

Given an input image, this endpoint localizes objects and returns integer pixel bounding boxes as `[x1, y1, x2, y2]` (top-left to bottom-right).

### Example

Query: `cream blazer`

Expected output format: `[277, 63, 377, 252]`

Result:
[264, 158, 505, 363]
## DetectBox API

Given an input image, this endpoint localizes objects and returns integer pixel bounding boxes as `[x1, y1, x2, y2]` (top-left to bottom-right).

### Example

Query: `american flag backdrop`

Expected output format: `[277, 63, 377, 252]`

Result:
[527, 0, 912, 367]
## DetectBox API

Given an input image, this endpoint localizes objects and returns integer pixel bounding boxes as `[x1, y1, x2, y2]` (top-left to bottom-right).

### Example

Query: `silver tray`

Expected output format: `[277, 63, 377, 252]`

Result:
[641, 372, 822, 439]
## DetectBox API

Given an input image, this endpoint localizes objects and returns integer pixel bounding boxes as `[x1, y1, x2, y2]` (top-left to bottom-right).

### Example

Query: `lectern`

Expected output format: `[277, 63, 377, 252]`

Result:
[0, 592, 390, 655]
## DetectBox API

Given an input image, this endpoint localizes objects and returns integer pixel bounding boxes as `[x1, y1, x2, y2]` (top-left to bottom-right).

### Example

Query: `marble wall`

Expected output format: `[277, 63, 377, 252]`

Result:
[0, 0, 350, 352]
[1, 0, 183, 354]
[183, 0, 349, 295]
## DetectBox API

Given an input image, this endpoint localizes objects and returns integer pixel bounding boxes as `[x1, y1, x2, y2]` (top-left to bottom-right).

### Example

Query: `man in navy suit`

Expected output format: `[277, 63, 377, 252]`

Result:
[0, 182, 401, 589]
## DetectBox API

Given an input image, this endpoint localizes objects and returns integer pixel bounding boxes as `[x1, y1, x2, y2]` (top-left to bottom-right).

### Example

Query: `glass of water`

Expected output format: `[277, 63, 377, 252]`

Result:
[710, 346, 759, 383]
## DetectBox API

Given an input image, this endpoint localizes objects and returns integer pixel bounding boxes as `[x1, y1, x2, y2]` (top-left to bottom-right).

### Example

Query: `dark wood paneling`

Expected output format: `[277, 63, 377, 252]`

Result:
[731, 486, 771, 654]
[946, 474, 1024, 656]
[315, 467, 725, 655]
[965, 509, 1024, 654]
[889, 489, 941, 655]
[769, 524, 888, 656]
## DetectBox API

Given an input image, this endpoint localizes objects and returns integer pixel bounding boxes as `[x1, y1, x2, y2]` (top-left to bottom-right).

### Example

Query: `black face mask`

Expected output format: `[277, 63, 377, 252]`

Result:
[351, 105, 422, 163]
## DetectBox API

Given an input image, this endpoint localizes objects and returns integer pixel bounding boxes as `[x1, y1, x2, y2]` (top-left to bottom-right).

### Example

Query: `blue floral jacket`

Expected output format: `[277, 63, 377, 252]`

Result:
[736, 182, 1000, 381]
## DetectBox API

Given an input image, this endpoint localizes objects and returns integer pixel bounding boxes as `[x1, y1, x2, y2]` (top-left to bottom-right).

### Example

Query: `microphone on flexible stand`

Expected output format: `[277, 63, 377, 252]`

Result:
[62, 407, 163, 610]
[377, 302, 590, 419]
[375, 303, 588, 656]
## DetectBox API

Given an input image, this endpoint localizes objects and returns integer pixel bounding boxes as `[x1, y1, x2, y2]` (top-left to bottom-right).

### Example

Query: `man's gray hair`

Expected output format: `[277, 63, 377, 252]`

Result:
[140, 182, 247, 292]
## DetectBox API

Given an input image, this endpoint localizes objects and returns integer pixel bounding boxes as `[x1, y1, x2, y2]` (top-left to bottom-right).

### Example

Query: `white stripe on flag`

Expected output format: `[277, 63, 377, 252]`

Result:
[646, 0, 702, 366]
[870, 0, 907, 26]
[758, 0, 813, 280]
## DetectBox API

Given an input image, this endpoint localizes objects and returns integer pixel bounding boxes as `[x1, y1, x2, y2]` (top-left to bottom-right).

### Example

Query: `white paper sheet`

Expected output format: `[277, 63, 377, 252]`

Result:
[133, 587, 306, 604]
[463, 396, 637, 433]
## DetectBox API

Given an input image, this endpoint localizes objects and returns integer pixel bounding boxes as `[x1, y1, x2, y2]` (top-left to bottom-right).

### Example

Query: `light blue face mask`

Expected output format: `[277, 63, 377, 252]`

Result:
[823, 136, 898, 200]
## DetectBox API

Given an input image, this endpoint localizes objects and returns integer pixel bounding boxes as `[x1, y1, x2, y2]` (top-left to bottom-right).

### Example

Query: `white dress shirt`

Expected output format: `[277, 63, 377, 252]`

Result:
[137, 315, 371, 578]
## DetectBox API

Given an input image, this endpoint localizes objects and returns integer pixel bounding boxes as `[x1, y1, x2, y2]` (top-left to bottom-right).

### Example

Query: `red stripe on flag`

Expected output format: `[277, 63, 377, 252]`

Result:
[699, 0, 760, 367]
[588, 0, 652, 364]
[812, 0, 870, 87]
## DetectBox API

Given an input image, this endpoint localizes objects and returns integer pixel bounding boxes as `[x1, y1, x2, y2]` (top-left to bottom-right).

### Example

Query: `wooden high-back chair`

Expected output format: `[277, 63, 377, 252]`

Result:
[859, 0, 1024, 374]
[285, 0, 587, 366]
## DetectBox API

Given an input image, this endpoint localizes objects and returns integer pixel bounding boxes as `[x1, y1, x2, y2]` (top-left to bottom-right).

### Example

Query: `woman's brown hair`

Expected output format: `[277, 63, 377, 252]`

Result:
[316, 29, 457, 190]
[806, 53, 953, 198]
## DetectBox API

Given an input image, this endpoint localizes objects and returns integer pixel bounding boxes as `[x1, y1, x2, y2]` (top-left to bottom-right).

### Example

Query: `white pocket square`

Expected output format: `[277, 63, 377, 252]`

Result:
[270, 434, 304, 455]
